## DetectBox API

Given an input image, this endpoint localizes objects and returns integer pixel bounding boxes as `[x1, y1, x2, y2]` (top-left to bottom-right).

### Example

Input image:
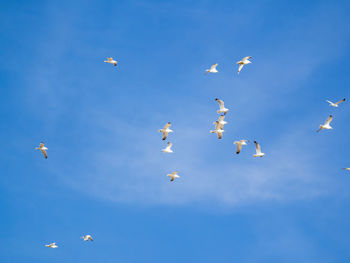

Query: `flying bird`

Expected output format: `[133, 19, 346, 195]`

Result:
[82, 235, 94, 242]
[45, 243, 58, 248]
[234, 140, 248, 154]
[162, 142, 173, 153]
[36, 142, 48, 159]
[317, 115, 333, 132]
[167, 171, 180, 182]
[210, 121, 224, 139]
[237, 56, 252, 74]
[215, 98, 229, 115]
[159, 122, 173, 140]
[214, 115, 227, 127]
[326, 98, 346, 107]
[205, 63, 218, 74]
[253, 141, 265, 157]
[343, 168, 350, 171]
[104, 57, 117, 66]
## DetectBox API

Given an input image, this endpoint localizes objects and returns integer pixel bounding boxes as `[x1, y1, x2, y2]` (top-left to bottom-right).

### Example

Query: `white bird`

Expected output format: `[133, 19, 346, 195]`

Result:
[253, 141, 265, 157]
[326, 98, 346, 107]
[205, 63, 218, 74]
[104, 57, 117, 66]
[35, 142, 48, 159]
[234, 140, 248, 154]
[162, 142, 173, 153]
[167, 171, 180, 182]
[214, 115, 228, 127]
[82, 235, 94, 242]
[159, 122, 173, 140]
[215, 98, 229, 115]
[45, 243, 58, 248]
[237, 56, 252, 74]
[317, 115, 333, 132]
[210, 121, 224, 139]
[343, 168, 350, 171]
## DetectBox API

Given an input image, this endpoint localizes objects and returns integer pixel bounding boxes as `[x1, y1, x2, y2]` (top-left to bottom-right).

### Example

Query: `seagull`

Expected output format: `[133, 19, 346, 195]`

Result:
[159, 122, 173, 140]
[35, 142, 48, 159]
[343, 168, 350, 171]
[205, 63, 218, 74]
[234, 140, 248, 154]
[215, 98, 229, 115]
[326, 98, 346, 107]
[45, 243, 58, 248]
[317, 115, 333, 132]
[253, 141, 265, 157]
[82, 235, 94, 242]
[214, 115, 227, 127]
[104, 57, 117, 66]
[162, 142, 173, 153]
[167, 171, 180, 182]
[210, 121, 224, 139]
[237, 56, 252, 74]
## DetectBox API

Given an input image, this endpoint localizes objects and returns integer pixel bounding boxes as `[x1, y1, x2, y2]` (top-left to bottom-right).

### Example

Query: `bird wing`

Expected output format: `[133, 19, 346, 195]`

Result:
[238, 64, 244, 73]
[217, 131, 223, 139]
[254, 141, 262, 154]
[216, 98, 225, 109]
[172, 171, 178, 175]
[324, 115, 333, 125]
[236, 143, 242, 154]
[326, 100, 333, 105]
[107, 57, 113, 61]
[335, 98, 346, 105]
[210, 63, 218, 70]
[167, 142, 172, 148]
[162, 132, 168, 140]
[218, 115, 225, 122]
[41, 149, 48, 159]
[163, 122, 171, 129]
[39, 142, 45, 148]
[214, 121, 223, 130]
[242, 56, 252, 61]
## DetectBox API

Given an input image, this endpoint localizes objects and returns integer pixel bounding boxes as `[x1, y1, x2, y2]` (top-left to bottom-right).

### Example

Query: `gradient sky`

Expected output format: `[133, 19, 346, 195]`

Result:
[1, 0, 350, 262]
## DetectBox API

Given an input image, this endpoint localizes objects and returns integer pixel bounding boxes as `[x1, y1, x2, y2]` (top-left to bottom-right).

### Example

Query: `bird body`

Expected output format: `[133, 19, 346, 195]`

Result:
[104, 57, 117, 66]
[159, 122, 173, 140]
[36, 142, 48, 159]
[82, 235, 94, 242]
[214, 115, 227, 126]
[215, 98, 229, 115]
[45, 243, 58, 248]
[167, 171, 180, 182]
[317, 115, 333, 132]
[253, 141, 265, 157]
[205, 63, 218, 74]
[237, 56, 252, 74]
[234, 140, 248, 154]
[162, 142, 173, 153]
[326, 98, 346, 107]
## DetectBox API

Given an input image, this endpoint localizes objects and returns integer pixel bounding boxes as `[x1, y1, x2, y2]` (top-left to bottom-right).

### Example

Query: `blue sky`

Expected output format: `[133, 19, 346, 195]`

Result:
[1, 0, 350, 262]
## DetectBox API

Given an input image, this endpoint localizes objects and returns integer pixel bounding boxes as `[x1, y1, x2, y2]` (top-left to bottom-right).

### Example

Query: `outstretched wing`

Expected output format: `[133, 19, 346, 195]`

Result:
[41, 149, 47, 159]
[162, 132, 168, 140]
[335, 98, 346, 105]
[324, 115, 333, 126]
[215, 98, 224, 109]
[236, 143, 242, 154]
[210, 63, 218, 70]
[242, 56, 252, 61]
[254, 141, 262, 154]
[238, 64, 244, 73]
[163, 122, 171, 129]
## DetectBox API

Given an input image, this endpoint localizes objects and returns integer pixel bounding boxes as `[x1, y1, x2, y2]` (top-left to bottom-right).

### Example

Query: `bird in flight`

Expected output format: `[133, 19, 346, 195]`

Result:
[343, 168, 350, 171]
[205, 63, 218, 74]
[159, 122, 173, 140]
[82, 235, 94, 242]
[234, 140, 248, 154]
[214, 115, 228, 126]
[317, 115, 333, 132]
[167, 171, 180, 182]
[45, 243, 58, 248]
[326, 98, 346, 107]
[237, 56, 252, 74]
[104, 57, 117, 66]
[253, 141, 265, 157]
[36, 142, 48, 159]
[210, 121, 224, 139]
[215, 98, 229, 115]
[162, 142, 173, 153]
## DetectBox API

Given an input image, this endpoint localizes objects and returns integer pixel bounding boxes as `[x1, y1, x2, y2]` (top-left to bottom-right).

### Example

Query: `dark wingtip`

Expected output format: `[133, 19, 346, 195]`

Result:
[330, 115, 333, 117]
[254, 140, 257, 143]
[344, 98, 346, 101]
[236, 152, 239, 154]
[215, 98, 218, 101]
